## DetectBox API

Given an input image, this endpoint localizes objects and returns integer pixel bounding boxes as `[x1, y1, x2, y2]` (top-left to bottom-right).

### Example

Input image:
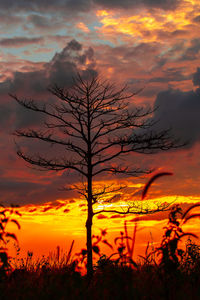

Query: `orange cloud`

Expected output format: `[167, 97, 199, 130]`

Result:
[96, 1, 200, 43]
[76, 22, 90, 33]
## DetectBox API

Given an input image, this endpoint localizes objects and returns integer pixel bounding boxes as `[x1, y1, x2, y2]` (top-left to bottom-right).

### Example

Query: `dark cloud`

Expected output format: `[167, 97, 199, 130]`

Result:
[48, 39, 96, 87]
[42, 206, 53, 212]
[68, 199, 76, 203]
[0, 0, 180, 14]
[0, 170, 79, 206]
[110, 214, 126, 218]
[0, 178, 46, 205]
[65, 39, 82, 51]
[0, 104, 12, 130]
[193, 67, 200, 87]
[140, 0, 180, 9]
[27, 14, 53, 28]
[193, 15, 200, 23]
[0, 39, 96, 130]
[181, 39, 200, 61]
[0, 37, 44, 47]
[96, 214, 108, 219]
[149, 87, 200, 146]
[123, 42, 158, 59]
[94, 0, 180, 10]
[8, 70, 47, 94]
[171, 29, 188, 37]
[140, 69, 200, 153]
[135, 202, 200, 222]
[0, 0, 91, 13]
[149, 67, 189, 83]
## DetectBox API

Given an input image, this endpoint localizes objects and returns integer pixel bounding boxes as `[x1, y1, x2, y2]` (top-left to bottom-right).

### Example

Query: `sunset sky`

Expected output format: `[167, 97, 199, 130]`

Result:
[1, 0, 200, 260]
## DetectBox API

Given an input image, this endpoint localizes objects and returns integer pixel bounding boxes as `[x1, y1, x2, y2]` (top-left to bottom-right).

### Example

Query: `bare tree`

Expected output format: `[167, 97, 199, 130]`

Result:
[11, 74, 181, 276]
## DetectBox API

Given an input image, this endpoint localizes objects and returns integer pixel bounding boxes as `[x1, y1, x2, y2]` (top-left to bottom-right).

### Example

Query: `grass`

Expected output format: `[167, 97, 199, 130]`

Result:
[1, 251, 200, 300]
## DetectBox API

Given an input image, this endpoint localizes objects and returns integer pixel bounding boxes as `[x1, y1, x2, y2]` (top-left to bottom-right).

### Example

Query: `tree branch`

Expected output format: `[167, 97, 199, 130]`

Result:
[16, 147, 87, 176]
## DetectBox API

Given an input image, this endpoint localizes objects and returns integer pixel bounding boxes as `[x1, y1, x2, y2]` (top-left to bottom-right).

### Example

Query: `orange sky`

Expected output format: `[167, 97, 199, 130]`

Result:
[7, 191, 200, 264]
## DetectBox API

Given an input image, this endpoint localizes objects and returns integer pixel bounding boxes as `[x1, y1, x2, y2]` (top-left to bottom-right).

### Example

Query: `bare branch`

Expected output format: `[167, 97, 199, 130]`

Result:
[93, 202, 172, 216]
[16, 147, 87, 176]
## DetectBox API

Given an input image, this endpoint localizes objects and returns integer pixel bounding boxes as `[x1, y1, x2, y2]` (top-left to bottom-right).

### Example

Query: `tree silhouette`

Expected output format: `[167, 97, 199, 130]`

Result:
[11, 74, 182, 276]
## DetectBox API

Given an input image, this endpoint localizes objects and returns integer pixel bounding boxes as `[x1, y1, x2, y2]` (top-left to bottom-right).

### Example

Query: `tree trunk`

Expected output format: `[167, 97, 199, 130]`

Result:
[86, 175, 93, 277]
[86, 199, 93, 278]
[86, 92, 93, 278]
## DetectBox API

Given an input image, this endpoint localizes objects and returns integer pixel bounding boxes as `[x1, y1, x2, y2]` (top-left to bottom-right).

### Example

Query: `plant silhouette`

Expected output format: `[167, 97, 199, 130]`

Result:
[0, 204, 21, 277]
[139, 203, 200, 275]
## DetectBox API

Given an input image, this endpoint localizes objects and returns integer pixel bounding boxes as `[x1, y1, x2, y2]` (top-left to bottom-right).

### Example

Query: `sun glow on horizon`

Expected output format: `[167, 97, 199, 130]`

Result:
[7, 192, 199, 260]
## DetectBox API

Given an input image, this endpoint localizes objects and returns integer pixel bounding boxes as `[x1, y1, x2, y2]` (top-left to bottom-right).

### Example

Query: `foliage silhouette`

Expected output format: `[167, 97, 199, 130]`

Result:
[138, 203, 200, 276]
[182, 238, 200, 274]
[0, 204, 21, 277]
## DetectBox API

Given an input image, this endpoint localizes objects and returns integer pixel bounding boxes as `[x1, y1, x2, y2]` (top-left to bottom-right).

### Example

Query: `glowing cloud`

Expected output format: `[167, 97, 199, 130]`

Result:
[76, 22, 90, 33]
[96, 1, 200, 43]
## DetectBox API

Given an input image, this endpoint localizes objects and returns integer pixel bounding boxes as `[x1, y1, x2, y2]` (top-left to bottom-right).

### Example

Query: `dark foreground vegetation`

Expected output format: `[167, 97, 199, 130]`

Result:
[1, 257, 200, 300]
[1, 203, 200, 300]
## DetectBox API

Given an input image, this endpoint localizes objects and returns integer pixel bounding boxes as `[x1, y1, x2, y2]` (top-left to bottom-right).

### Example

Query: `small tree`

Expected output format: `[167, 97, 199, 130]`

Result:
[11, 74, 181, 276]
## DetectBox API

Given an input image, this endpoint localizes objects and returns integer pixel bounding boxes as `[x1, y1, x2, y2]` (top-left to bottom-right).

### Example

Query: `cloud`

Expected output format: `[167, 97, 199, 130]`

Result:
[0, 0, 91, 13]
[134, 202, 200, 222]
[27, 14, 54, 29]
[106, 194, 122, 203]
[0, 170, 80, 206]
[0, 0, 181, 14]
[0, 12, 23, 25]
[76, 22, 90, 33]
[96, 214, 108, 219]
[0, 39, 96, 131]
[94, 0, 180, 10]
[48, 39, 96, 87]
[0, 37, 44, 48]
[149, 67, 189, 83]
[193, 67, 200, 87]
[0, 1, 95, 35]
[193, 15, 200, 23]
[42, 206, 53, 212]
[0, 104, 12, 130]
[110, 214, 126, 218]
[0, 178, 46, 205]
[149, 85, 200, 146]
[181, 39, 200, 61]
